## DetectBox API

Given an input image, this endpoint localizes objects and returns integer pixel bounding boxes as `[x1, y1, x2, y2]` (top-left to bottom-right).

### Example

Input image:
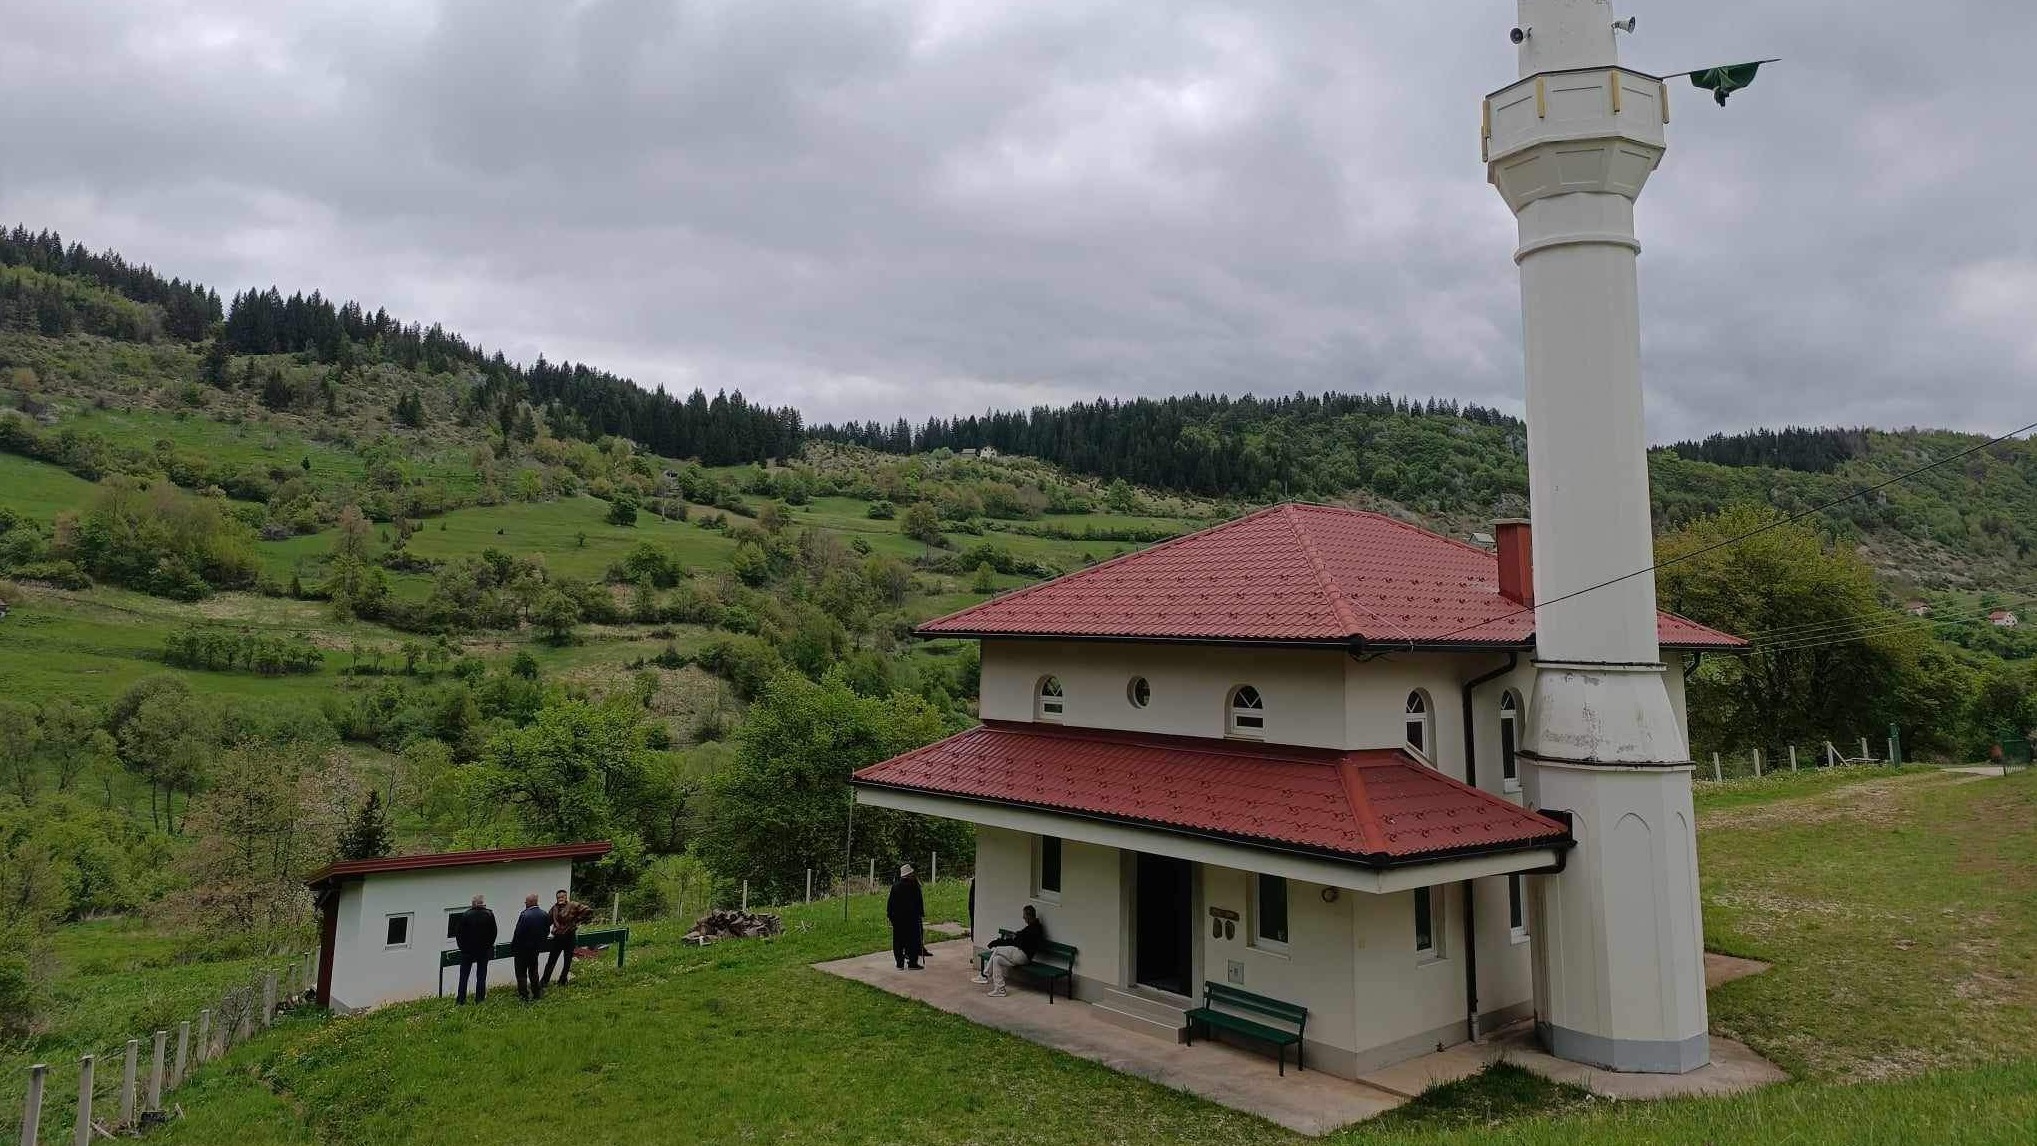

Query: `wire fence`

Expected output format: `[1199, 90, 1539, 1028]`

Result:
[9, 949, 316, 1145]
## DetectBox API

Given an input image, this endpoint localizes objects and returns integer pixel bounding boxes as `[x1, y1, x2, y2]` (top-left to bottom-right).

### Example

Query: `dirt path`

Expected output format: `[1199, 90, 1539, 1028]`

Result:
[1698, 769, 1986, 832]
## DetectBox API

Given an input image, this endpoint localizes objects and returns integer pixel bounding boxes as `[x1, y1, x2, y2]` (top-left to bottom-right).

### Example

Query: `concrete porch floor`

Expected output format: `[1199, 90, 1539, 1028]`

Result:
[815, 939, 1785, 1137]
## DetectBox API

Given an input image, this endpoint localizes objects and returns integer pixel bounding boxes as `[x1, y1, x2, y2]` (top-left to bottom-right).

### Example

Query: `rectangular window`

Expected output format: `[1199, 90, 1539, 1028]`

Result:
[1036, 835, 1063, 898]
[1501, 717, 1519, 787]
[1254, 873, 1289, 948]
[444, 910, 463, 941]
[1413, 888, 1437, 958]
[1508, 875, 1529, 941]
[384, 913, 411, 948]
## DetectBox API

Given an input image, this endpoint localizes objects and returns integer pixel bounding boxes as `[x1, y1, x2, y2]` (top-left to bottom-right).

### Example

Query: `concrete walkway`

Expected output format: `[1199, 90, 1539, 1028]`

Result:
[816, 938, 1404, 1135]
[816, 941, 1785, 1136]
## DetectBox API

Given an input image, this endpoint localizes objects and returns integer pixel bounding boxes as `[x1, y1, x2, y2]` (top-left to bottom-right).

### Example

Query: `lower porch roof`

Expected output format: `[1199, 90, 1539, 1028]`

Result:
[852, 722, 1570, 892]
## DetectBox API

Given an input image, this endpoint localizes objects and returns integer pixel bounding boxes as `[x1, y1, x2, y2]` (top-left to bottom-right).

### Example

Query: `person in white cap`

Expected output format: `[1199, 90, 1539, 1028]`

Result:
[886, 863, 924, 971]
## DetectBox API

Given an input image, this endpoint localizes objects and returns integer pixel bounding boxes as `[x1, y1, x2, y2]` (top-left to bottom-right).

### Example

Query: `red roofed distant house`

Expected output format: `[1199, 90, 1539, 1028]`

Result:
[1988, 609, 2018, 628]
[852, 504, 1742, 1079]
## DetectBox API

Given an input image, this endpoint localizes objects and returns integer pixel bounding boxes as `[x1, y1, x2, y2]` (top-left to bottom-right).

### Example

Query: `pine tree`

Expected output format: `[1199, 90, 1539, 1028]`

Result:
[336, 790, 393, 860]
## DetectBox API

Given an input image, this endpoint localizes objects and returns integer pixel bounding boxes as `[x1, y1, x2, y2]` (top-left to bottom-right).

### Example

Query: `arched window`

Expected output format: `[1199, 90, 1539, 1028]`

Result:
[1228, 685, 1264, 738]
[1405, 691, 1431, 758]
[1035, 676, 1064, 722]
[1500, 690, 1521, 789]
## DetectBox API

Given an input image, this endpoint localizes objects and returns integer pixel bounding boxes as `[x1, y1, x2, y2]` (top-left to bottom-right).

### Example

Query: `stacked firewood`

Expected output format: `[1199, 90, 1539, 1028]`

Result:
[684, 907, 783, 944]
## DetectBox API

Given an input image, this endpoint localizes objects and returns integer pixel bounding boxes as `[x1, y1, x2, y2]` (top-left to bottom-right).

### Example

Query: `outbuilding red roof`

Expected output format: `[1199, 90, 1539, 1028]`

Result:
[852, 722, 1568, 865]
[305, 842, 613, 889]
[918, 503, 1741, 649]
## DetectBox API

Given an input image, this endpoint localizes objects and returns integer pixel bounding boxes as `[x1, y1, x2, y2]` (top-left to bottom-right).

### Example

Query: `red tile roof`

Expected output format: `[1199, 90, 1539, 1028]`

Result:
[918, 503, 1742, 649]
[305, 842, 613, 889]
[852, 722, 1569, 865]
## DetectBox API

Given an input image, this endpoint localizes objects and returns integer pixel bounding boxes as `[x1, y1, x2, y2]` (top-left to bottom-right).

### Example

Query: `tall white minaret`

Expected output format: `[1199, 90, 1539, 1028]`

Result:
[1484, 1, 1709, 1072]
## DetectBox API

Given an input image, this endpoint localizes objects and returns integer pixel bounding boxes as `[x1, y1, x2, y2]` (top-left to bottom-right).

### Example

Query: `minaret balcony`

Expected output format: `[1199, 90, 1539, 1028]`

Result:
[1484, 67, 1666, 212]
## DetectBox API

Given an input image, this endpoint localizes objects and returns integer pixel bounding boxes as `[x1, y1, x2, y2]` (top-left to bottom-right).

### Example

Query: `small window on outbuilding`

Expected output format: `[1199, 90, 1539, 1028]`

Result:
[1413, 887, 1440, 959]
[1035, 676, 1065, 722]
[1405, 691, 1432, 759]
[444, 910, 463, 941]
[1229, 685, 1265, 738]
[1500, 690, 1523, 791]
[384, 913, 412, 949]
[1035, 835, 1063, 899]
[1254, 873, 1290, 949]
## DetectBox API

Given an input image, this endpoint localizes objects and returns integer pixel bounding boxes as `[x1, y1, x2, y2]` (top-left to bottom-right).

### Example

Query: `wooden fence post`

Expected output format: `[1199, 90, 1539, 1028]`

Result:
[805, 869, 812, 905]
[73, 1054, 94, 1146]
[1827, 741, 1838, 767]
[741, 880, 749, 912]
[611, 892, 619, 926]
[197, 1010, 211, 1065]
[264, 972, 278, 1027]
[932, 852, 938, 884]
[1860, 736, 1870, 760]
[1753, 748, 1763, 777]
[1888, 735, 1898, 765]
[19, 1063, 46, 1146]
[174, 1021, 190, 1089]
[147, 1030, 167, 1112]
[1789, 745, 1798, 772]
[1711, 751, 1721, 781]
[119, 1038, 139, 1127]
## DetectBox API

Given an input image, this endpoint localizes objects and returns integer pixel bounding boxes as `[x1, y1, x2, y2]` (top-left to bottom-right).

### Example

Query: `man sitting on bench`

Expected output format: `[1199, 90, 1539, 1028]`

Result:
[973, 905, 1045, 997]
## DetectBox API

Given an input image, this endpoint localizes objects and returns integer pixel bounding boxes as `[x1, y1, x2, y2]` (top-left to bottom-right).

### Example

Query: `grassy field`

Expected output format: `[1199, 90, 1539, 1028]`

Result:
[19, 767, 2023, 1146]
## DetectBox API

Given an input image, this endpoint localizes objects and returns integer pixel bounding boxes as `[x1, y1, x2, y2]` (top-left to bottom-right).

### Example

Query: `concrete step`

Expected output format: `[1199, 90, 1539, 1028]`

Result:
[1091, 988, 1190, 1044]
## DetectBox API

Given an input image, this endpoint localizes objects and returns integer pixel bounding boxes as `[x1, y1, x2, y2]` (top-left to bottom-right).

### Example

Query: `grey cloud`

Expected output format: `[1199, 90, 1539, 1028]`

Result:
[1, 0, 2032, 440]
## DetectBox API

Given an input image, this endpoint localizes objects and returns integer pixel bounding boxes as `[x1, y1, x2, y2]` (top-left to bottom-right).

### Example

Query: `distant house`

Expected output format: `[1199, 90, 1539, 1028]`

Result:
[1988, 610, 2019, 628]
[305, 841, 611, 1013]
[960, 448, 979, 458]
[979, 446, 1001, 460]
[1904, 600, 1931, 617]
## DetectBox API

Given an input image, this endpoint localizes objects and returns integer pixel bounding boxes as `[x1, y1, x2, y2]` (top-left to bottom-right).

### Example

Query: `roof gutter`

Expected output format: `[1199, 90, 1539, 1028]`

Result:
[1458, 650, 1519, 1045]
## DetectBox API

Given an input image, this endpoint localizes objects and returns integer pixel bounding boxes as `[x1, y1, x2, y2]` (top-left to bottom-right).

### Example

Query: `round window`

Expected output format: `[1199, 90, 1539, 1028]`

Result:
[1127, 676, 1152, 708]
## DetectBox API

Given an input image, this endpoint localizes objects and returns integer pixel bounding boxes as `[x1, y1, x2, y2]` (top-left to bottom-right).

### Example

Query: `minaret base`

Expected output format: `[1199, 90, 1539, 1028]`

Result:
[1523, 663, 1710, 1074]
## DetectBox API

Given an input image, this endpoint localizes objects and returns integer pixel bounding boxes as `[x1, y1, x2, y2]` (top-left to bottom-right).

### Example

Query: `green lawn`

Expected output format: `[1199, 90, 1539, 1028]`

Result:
[0, 451, 99, 522]
[81, 769, 2037, 1145]
[398, 496, 737, 581]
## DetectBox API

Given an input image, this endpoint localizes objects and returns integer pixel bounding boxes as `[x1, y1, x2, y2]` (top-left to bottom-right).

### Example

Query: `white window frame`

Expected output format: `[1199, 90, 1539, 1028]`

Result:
[1508, 874, 1530, 945]
[384, 912, 414, 950]
[1228, 685, 1265, 739]
[1032, 834, 1063, 903]
[1405, 690, 1432, 762]
[1500, 690, 1522, 794]
[1035, 675, 1064, 723]
[1413, 886, 1443, 963]
[1250, 872, 1291, 954]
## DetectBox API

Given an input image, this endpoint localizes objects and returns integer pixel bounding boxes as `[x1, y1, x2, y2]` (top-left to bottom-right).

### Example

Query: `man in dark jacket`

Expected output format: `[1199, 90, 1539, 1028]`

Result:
[453, 894, 498, 1004]
[541, 889, 593, 989]
[510, 893, 550, 1001]
[886, 863, 924, 971]
[973, 905, 1045, 997]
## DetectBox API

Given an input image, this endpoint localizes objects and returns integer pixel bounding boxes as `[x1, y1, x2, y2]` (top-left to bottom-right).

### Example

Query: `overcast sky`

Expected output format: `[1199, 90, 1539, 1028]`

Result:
[2, 1, 2032, 440]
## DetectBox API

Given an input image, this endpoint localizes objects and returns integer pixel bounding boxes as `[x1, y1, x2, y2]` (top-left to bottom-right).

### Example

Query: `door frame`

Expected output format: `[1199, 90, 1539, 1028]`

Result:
[1123, 850, 1200, 1000]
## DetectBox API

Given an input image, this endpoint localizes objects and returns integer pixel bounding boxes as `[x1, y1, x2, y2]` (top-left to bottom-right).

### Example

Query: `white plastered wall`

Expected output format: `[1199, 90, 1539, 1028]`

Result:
[327, 858, 572, 1012]
[972, 826, 1123, 998]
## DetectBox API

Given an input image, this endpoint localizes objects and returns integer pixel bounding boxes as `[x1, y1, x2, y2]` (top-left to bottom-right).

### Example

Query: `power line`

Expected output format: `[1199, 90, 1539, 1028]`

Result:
[1416, 417, 2037, 647]
[1754, 597, 2037, 656]
[1739, 595, 2025, 643]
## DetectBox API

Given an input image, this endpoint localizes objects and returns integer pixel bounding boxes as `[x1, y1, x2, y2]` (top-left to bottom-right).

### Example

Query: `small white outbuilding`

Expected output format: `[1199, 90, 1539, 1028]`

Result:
[306, 841, 612, 1013]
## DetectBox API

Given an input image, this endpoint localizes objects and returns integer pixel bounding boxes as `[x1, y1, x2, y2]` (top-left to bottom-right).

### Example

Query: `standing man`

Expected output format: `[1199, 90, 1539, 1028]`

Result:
[541, 889, 592, 989]
[886, 863, 924, 971]
[511, 893, 550, 1002]
[453, 893, 497, 1005]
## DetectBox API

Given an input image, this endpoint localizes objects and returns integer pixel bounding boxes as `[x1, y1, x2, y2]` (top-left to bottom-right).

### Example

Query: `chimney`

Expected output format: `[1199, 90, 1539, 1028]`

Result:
[1494, 519, 1532, 606]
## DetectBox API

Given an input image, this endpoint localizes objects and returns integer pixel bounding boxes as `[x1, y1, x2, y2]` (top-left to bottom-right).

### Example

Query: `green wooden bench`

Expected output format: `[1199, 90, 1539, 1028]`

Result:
[1185, 981, 1309, 1075]
[437, 926, 630, 996]
[974, 929, 1078, 1003]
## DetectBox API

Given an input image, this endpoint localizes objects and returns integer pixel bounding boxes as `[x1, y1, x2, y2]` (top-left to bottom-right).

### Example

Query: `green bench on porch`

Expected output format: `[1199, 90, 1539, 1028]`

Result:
[974, 930, 1078, 1002]
[1185, 981, 1309, 1075]
[436, 926, 631, 996]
